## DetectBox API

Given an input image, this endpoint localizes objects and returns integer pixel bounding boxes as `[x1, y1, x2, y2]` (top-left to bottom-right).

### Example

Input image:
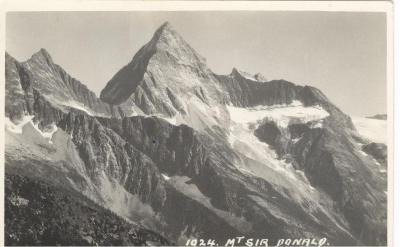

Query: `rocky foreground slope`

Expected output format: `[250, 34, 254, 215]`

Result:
[5, 174, 170, 246]
[5, 22, 387, 246]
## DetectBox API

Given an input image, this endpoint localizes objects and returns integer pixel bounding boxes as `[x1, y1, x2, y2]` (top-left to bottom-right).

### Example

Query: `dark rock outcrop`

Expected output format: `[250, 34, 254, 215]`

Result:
[5, 53, 35, 120]
[217, 69, 354, 131]
[254, 120, 387, 245]
[362, 142, 387, 166]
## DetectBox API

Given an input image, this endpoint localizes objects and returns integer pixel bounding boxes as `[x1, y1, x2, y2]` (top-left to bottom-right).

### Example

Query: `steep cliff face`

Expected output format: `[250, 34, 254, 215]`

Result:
[5, 53, 35, 120]
[254, 119, 387, 245]
[217, 68, 301, 107]
[5, 21, 387, 246]
[100, 22, 227, 130]
[217, 68, 354, 131]
[362, 142, 387, 166]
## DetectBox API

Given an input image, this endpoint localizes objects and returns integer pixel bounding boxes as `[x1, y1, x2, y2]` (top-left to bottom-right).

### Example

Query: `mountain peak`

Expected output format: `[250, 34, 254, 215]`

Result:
[141, 21, 207, 67]
[154, 21, 178, 37]
[5, 51, 16, 62]
[157, 21, 174, 32]
[30, 48, 54, 65]
[149, 21, 186, 48]
[101, 21, 212, 109]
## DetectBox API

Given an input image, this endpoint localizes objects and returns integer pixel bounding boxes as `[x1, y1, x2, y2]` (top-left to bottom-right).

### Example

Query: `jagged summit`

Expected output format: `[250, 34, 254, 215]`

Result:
[30, 48, 54, 64]
[5, 48, 114, 118]
[147, 21, 206, 64]
[230, 67, 266, 82]
[100, 21, 218, 115]
[151, 21, 184, 44]
[153, 21, 175, 37]
[5, 48, 53, 65]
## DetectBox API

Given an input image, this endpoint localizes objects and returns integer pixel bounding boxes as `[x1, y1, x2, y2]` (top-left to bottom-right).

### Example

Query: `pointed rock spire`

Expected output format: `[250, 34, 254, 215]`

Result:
[101, 21, 210, 107]
[156, 21, 174, 34]
[152, 21, 179, 42]
[146, 22, 206, 63]
[30, 48, 54, 65]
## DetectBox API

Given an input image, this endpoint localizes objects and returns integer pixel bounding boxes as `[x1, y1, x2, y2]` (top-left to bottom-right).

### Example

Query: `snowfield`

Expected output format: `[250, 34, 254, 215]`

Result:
[226, 102, 330, 206]
[352, 116, 387, 144]
[5, 115, 35, 134]
[227, 101, 330, 128]
[5, 116, 58, 144]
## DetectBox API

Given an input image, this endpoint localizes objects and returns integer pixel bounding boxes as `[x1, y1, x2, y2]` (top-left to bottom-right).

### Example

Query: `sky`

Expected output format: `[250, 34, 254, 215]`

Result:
[6, 11, 387, 116]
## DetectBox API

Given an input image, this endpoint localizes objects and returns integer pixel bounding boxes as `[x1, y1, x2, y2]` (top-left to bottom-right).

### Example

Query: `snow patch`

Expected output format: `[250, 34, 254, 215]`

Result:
[292, 137, 301, 144]
[228, 122, 298, 180]
[160, 116, 177, 125]
[42, 94, 109, 117]
[352, 116, 387, 144]
[42, 124, 58, 143]
[227, 101, 329, 128]
[30, 121, 58, 144]
[5, 116, 34, 134]
[310, 120, 324, 129]
[128, 107, 139, 117]
[9, 195, 29, 206]
[227, 102, 325, 206]
[65, 100, 96, 116]
[296, 170, 315, 191]
[358, 150, 368, 157]
[162, 174, 171, 180]
[5, 116, 58, 144]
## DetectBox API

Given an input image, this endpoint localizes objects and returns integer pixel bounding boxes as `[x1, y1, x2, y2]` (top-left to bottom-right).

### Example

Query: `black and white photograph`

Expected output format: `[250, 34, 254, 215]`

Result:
[1, 1, 394, 246]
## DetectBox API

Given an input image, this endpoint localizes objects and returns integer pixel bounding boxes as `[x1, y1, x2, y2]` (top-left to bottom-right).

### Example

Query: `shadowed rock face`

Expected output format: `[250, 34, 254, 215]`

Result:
[5, 53, 35, 121]
[217, 68, 301, 107]
[254, 119, 387, 245]
[5, 21, 386, 246]
[362, 142, 387, 166]
[217, 70, 354, 131]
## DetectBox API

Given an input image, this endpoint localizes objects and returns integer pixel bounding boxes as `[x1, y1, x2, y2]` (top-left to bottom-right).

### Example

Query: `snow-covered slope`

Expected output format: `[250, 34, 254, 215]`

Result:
[352, 116, 387, 144]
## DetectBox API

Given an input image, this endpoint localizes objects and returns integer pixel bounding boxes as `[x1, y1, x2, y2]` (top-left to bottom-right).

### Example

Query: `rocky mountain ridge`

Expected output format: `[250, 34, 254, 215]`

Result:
[5, 21, 387, 246]
[6, 50, 119, 120]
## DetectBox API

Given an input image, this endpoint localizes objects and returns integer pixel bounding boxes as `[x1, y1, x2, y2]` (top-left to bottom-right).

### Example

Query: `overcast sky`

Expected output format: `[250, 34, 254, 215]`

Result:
[6, 11, 386, 116]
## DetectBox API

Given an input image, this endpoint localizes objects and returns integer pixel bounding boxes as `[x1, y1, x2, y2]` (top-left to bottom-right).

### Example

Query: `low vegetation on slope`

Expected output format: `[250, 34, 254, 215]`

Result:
[5, 174, 171, 246]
